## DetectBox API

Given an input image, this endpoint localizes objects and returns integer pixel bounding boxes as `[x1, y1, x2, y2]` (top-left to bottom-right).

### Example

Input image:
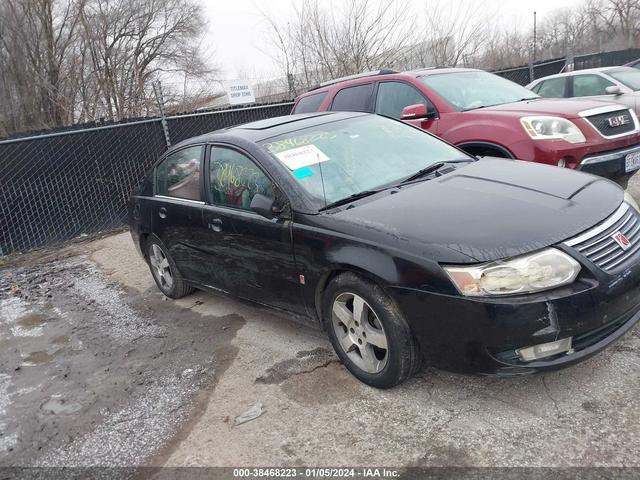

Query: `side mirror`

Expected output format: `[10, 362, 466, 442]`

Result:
[400, 103, 436, 121]
[250, 193, 275, 219]
[606, 85, 622, 95]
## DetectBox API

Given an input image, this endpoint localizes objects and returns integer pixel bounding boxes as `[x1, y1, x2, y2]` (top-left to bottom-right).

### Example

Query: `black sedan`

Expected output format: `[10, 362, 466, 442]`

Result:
[128, 112, 640, 388]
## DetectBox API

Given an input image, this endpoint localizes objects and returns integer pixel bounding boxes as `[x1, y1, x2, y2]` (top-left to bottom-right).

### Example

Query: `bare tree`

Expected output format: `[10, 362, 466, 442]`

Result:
[0, 0, 217, 135]
[415, 0, 495, 68]
[78, 0, 213, 120]
[0, 0, 83, 133]
[262, 0, 417, 93]
[589, 0, 640, 48]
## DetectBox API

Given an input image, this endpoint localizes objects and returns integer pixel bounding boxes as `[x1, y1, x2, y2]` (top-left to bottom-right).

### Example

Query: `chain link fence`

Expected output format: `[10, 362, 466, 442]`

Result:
[493, 48, 640, 85]
[0, 102, 293, 256]
[4, 47, 640, 256]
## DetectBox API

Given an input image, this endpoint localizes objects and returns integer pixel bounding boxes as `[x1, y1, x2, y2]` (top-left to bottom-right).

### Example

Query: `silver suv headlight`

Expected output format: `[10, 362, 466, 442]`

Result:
[443, 248, 581, 297]
[520, 116, 586, 144]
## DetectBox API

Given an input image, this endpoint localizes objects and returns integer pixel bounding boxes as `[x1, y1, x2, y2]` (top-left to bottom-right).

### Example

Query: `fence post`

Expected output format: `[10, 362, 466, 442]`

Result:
[528, 60, 534, 83]
[153, 81, 171, 148]
[564, 52, 574, 73]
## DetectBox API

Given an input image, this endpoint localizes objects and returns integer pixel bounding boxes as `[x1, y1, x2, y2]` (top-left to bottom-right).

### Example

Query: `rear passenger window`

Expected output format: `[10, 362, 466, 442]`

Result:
[156, 146, 202, 201]
[209, 147, 273, 210]
[330, 83, 374, 112]
[293, 92, 326, 113]
[536, 78, 566, 98]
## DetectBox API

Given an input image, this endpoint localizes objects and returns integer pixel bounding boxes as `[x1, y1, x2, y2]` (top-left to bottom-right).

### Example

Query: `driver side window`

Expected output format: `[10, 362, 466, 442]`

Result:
[572, 74, 615, 97]
[375, 82, 430, 119]
[209, 147, 273, 210]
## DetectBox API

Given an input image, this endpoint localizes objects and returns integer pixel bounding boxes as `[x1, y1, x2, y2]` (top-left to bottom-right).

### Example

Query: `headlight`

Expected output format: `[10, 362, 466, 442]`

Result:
[520, 116, 586, 144]
[443, 248, 581, 297]
[624, 191, 639, 212]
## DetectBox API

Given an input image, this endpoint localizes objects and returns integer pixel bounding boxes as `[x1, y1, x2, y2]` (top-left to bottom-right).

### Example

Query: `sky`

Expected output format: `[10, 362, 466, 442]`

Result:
[200, 0, 581, 81]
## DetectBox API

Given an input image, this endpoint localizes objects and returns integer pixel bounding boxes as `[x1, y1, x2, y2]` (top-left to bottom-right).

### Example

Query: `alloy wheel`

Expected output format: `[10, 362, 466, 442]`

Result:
[150, 244, 174, 290]
[331, 292, 389, 374]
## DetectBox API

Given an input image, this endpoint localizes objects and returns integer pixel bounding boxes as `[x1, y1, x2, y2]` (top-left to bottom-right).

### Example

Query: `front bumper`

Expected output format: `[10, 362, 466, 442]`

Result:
[576, 144, 640, 178]
[387, 253, 640, 375]
[507, 133, 640, 178]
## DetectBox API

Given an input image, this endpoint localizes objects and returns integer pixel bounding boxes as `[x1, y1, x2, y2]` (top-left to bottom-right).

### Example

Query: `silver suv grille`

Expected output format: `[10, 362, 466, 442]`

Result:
[564, 203, 640, 273]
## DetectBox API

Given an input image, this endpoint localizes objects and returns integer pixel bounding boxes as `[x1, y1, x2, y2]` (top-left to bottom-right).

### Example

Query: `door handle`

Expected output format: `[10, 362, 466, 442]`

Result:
[158, 207, 167, 219]
[209, 218, 223, 232]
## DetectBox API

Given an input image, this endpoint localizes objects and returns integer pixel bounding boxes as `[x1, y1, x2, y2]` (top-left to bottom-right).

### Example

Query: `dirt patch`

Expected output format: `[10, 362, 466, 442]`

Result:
[255, 347, 336, 384]
[279, 362, 364, 406]
[0, 255, 244, 466]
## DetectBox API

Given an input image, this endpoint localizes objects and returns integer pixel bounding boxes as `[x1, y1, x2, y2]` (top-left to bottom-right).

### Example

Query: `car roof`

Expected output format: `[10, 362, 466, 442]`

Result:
[528, 66, 630, 85]
[408, 67, 481, 76]
[171, 111, 368, 147]
[296, 67, 482, 99]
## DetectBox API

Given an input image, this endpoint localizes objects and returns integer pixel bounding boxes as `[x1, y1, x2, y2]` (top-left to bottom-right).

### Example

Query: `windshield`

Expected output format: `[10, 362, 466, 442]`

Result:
[260, 115, 470, 209]
[607, 67, 640, 91]
[419, 71, 539, 111]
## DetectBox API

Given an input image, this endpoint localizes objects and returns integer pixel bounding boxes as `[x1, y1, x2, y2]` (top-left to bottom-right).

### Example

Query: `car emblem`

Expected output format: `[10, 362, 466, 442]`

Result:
[612, 231, 632, 250]
[607, 114, 630, 127]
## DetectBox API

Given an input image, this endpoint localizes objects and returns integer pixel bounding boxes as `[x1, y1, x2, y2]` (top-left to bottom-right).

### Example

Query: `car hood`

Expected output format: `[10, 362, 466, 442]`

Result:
[477, 98, 623, 118]
[331, 158, 623, 262]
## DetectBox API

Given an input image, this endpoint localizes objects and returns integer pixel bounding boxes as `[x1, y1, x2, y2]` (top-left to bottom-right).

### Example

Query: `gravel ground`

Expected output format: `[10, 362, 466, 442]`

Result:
[0, 250, 243, 467]
[0, 175, 639, 470]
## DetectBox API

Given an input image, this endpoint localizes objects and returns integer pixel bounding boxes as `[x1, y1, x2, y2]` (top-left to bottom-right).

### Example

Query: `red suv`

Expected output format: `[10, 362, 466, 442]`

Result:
[292, 68, 640, 179]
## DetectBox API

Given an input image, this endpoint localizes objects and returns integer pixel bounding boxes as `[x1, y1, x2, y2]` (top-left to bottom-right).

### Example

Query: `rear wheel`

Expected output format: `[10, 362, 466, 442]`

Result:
[146, 238, 194, 299]
[323, 273, 421, 388]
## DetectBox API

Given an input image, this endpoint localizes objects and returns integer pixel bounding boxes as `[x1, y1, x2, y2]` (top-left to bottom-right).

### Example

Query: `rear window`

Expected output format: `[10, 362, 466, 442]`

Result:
[156, 146, 202, 201]
[293, 92, 326, 113]
[330, 83, 374, 112]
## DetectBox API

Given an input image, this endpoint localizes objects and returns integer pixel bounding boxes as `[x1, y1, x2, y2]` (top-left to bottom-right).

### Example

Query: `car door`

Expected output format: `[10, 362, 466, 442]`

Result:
[200, 145, 305, 314]
[374, 80, 439, 134]
[151, 144, 211, 284]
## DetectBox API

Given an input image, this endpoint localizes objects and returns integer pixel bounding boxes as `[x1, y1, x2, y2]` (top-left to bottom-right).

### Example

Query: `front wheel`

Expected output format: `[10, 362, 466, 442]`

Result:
[146, 238, 194, 299]
[323, 273, 421, 388]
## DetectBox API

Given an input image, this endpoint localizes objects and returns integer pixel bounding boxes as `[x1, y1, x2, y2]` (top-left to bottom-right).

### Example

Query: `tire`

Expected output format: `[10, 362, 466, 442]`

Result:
[322, 272, 421, 388]
[146, 237, 194, 299]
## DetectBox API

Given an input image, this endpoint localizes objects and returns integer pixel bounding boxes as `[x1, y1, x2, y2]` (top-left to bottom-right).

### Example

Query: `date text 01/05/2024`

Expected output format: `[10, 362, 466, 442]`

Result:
[232, 467, 400, 478]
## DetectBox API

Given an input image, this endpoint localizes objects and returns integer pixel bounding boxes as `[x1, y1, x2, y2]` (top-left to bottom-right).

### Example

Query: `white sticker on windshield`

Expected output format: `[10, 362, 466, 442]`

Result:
[274, 144, 329, 170]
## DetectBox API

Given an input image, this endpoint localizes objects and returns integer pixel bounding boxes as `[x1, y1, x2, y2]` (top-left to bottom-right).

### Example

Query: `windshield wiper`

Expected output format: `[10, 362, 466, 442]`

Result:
[319, 189, 383, 211]
[400, 162, 446, 182]
[399, 159, 470, 184]
[463, 97, 539, 111]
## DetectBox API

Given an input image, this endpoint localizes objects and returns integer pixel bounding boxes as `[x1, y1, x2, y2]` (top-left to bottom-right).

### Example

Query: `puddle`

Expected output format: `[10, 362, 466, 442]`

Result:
[16, 313, 48, 330]
[21, 351, 55, 366]
[41, 396, 82, 415]
[1, 297, 48, 337]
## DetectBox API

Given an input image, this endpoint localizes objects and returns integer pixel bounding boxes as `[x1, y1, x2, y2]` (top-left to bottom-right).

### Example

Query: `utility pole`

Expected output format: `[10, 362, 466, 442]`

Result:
[153, 80, 171, 148]
[533, 11, 537, 64]
[529, 10, 537, 83]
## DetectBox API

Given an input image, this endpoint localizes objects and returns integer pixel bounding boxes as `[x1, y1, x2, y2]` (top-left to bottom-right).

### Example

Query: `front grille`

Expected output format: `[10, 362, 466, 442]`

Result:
[585, 109, 636, 137]
[564, 203, 640, 273]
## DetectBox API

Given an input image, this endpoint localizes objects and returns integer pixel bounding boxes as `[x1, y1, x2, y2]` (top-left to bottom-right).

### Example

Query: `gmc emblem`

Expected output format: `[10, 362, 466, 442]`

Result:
[607, 114, 630, 128]
[612, 231, 632, 250]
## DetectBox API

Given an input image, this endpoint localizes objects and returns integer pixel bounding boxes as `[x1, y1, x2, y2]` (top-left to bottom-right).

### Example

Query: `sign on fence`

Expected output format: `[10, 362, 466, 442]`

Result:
[224, 80, 256, 105]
